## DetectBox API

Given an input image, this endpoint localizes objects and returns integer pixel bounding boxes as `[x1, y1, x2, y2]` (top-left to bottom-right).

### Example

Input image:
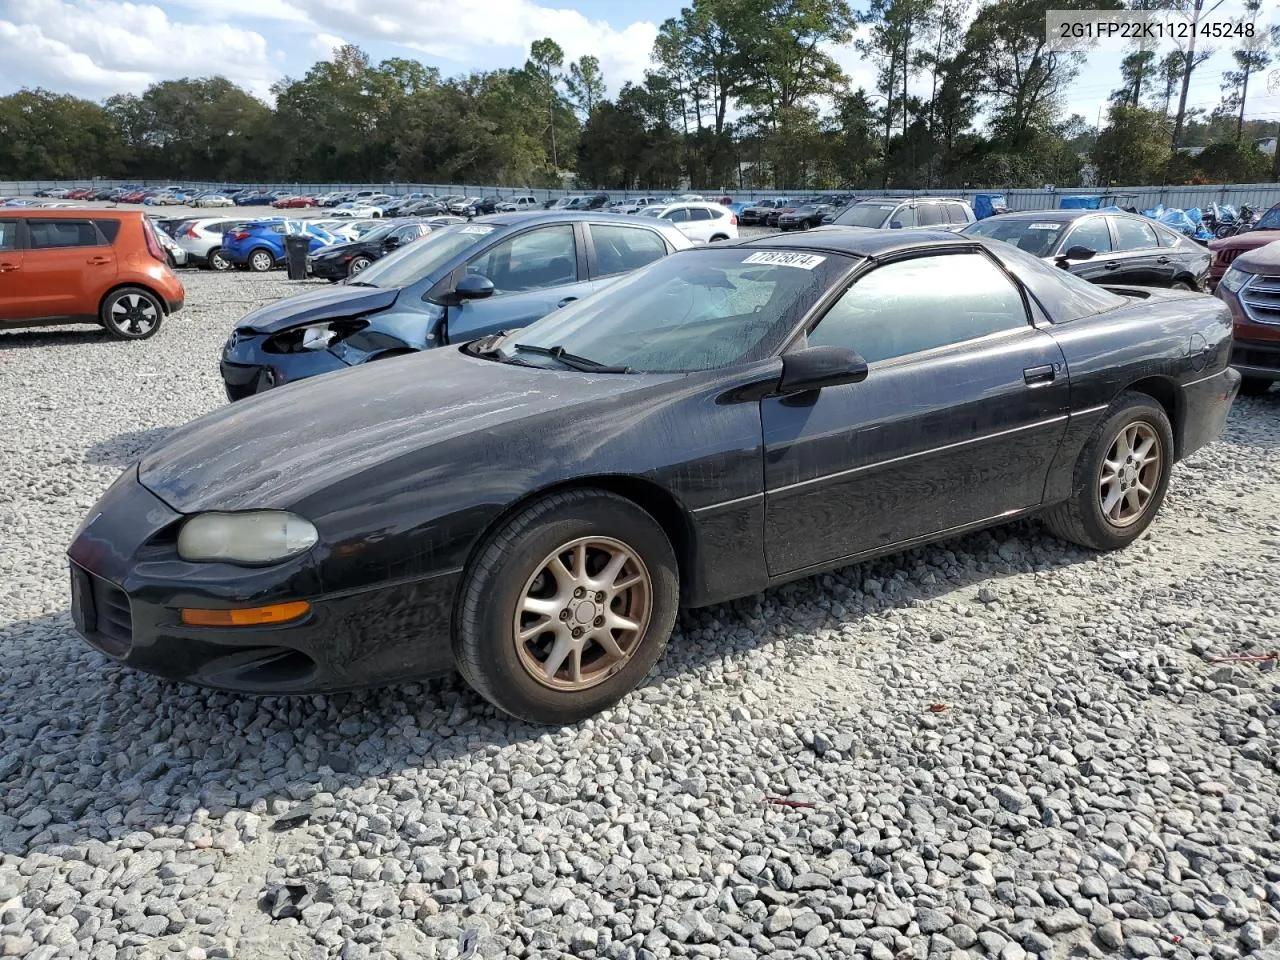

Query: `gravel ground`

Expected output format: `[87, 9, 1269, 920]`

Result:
[1, 269, 1279, 960]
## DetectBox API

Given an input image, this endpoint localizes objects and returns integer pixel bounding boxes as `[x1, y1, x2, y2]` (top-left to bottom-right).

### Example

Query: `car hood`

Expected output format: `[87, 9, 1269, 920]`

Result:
[137, 347, 676, 513]
[311, 240, 371, 259]
[237, 285, 401, 334]
[1209, 229, 1280, 252]
[1226, 241, 1280, 273]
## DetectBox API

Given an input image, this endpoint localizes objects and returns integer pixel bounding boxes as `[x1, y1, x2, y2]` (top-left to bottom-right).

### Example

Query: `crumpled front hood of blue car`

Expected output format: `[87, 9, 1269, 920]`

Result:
[238, 284, 401, 334]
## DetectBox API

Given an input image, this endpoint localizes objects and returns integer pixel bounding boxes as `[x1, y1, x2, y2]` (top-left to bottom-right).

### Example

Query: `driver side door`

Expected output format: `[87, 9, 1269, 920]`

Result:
[761, 250, 1070, 576]
[445, 223, 594, 342]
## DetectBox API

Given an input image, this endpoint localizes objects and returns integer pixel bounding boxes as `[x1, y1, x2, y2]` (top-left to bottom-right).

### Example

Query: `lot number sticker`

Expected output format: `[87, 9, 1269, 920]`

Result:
[742, 252, 827, 269]
[1028, 222, 1062, 230]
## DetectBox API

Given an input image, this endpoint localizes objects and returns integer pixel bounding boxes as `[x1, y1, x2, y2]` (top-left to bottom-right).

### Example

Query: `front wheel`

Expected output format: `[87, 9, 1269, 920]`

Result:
[1042, 392, 1174, 551]
[207, 248, 231, 272]
[454, 489, 679, 724]
[101, 287, 163, 340]
[348, 256, 372, 277]
[248, 248, 274, 272]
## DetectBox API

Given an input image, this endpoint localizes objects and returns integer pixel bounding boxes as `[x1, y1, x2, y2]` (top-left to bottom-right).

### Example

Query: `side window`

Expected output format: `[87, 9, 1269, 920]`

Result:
[590, 224, 669, 277]
[689, 207, 713, 222]
[0, 220, 17, 251]
[467, 224, 577, 295]
[890, 204, 916, 228]
[1154, 226, 1182, 248]
[1111, 216, 1158, 251]
[271, 224, 287, 234]
[916, 202, 946, 226]
[1063, 217, 1112, 254]
[946, 203, 972, 224]
[808, 253, 1028, 363]
[394, 226, 419, 243]
[93, 220, 122, 243]
[26, 220, 103, 249]
[663, 207, 691, 223]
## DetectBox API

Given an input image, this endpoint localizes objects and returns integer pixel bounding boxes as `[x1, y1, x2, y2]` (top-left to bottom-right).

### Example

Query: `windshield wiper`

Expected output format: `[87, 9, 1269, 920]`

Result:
[346, 280, 377, 288]
[512, 343, 631, 373]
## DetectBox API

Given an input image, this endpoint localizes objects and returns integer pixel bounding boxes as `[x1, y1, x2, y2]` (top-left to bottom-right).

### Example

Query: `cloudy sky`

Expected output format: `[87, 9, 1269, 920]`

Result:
[1, 0, 1277, 134]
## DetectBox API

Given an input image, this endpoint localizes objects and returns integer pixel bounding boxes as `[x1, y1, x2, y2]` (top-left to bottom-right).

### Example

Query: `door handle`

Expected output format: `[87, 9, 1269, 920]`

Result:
[1156, 256, 1171, 264]
[0, 262, 18, 272]
[86, 256, 112, 265]
[1103, 261, 1120, 270]
[1023, 364, 1055, 386]
[557, 297, 578, 308]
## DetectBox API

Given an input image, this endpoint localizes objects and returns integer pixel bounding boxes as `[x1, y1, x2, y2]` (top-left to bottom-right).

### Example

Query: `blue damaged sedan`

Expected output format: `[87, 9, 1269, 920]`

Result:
[219, 212, 691, 400]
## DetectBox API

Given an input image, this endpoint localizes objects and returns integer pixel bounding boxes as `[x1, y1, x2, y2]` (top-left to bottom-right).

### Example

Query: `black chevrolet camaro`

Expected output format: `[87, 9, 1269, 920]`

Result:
[68, 230, 1240, 724]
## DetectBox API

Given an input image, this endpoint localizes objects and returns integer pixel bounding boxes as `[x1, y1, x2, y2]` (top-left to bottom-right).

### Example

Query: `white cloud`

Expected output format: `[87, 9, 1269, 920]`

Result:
[302, 0, 659, 92]
[0, 0, 282, 98]
[310, 32, 348, 59]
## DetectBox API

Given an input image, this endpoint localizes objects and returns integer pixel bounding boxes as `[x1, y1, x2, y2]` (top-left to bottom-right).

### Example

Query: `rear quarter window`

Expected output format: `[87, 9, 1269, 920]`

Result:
[979, 238, 1127, 322]
[92, 220, 122, 243]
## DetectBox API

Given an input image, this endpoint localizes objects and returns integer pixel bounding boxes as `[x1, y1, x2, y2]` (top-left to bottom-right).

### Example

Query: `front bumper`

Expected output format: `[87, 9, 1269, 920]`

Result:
[307, 258, 348, 281]
[67, 469, 458, 694]
[1232, 338, 1280, 379]
[220, 330, 353, 401]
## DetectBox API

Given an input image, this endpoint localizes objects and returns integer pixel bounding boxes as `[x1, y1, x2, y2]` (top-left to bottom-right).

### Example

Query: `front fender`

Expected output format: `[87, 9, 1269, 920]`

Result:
[329, 307, 443, 363]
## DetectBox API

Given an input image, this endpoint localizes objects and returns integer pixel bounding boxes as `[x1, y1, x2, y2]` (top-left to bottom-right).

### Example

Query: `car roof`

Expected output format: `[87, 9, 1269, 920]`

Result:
[736, 227, 968, 258]
[475, 210, 682, 227]
[978, 210, 1097, 223]
[4, 208, 138, 220]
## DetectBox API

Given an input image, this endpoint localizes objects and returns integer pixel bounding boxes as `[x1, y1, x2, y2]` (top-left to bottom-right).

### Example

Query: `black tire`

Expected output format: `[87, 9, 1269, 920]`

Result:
[454, 489, 680, 724]
[1240, 377, 1275, 396]
[247, 248, 274, 272]
[1041, 391, 1175, 551]
[709, 234, 728, 242]
[348, 256, 372, 277]
[100, 287, 164, 340]
[1170, 279, 1194, 291]
[207, 247, 231, 272]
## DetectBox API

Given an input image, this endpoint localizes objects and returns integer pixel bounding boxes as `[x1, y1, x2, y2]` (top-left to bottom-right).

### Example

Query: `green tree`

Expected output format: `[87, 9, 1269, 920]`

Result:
[525, 37, 566, 171]
[565, 55, 606, 118]
[1218, 0, 1273, 140]
[1092, 103, 1171, 183]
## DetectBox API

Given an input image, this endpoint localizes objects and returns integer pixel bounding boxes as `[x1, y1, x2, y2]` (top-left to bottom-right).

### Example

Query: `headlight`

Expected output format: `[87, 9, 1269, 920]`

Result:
[177, 511, 318, 564]
[1218, 265, 1250, 294]
[302, 323, 337, 349]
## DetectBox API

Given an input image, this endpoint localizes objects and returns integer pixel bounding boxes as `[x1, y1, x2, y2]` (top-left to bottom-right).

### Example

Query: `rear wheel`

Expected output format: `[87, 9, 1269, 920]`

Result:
[1240, 377, 1275, 396]
[101, 287, 163, 340]
[1042, 392, 1174, 551]
[248, 248, 273, 272]
[207, 247, 231, 272]
[454, 489, 679, 724]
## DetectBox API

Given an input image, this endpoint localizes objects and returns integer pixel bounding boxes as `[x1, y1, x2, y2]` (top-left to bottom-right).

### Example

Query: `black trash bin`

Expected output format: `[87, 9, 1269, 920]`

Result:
[284, 234, 310, 280]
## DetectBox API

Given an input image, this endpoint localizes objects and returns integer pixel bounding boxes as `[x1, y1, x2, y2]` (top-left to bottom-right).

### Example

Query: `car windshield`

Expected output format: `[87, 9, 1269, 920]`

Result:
[1255, 204, 1280, 229]
[351, 224, 497, 288]
[352, 222, 396, 243]
[638, 207, 664, 218]
[962, 218, 1064, 257]
[832, 202, 899, 228]
[499, 247, 853, 373]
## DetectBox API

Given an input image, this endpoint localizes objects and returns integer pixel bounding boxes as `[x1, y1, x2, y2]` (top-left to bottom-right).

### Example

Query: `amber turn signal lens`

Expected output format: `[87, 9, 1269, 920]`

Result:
[180, 601, 311, 627]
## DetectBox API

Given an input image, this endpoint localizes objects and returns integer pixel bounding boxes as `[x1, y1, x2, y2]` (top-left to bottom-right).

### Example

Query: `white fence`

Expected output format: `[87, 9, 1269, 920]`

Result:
[4, 179, 1280, 211]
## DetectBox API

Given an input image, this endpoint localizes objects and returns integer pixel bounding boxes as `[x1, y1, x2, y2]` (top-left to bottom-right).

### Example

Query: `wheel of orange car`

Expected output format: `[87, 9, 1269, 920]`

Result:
[101, 287, 163, 341]
[207, 247, 231, 272]
[248, 248, 274, 272]
[1042, 391, 1174, 551]
[348, 256, 372, 277]
[454, 488, 679, 725]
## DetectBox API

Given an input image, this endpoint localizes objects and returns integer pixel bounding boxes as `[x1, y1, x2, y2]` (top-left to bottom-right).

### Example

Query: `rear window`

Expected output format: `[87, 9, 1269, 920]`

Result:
[0, 221, 16, 250]
[978, 238, 1127, 322]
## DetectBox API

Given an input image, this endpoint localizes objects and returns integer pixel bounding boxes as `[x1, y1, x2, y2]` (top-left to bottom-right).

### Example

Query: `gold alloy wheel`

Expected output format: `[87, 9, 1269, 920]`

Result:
[1098, 421, 1162, 527]
[513, 536, 653, 691]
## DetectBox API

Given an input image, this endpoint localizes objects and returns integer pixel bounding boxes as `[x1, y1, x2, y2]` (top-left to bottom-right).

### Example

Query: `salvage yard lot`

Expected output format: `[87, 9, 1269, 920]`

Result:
[1, 270, 1279, 960]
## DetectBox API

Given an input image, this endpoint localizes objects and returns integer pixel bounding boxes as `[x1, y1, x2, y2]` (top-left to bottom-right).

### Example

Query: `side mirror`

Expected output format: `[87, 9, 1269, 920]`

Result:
[383, 236, 401, 249]
[889, 220, 904, 229]
[821, 215, 834, 224]
[455, 274, 495, 301]
[1058, 245, 1096, 262]
[778, 345, 869, 395]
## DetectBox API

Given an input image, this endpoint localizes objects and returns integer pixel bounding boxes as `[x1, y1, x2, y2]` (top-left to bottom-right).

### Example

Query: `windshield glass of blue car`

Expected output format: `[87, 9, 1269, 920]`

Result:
[832, 202, 898, 228]
[348, 224, 496, 288]
[494, 248, 852, 373]
[1254, 205, 1280, 229]
[963, 218, 1063, 258]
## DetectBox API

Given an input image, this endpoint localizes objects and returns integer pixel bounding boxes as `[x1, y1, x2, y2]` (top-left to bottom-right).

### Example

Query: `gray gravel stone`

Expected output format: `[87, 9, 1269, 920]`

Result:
[1, 267, 1279, 960]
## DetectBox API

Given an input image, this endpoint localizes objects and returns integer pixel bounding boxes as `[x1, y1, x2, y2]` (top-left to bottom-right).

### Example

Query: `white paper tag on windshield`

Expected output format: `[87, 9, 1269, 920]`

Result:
[742, 251, 826, 269]
[1028, 222, 1061, 230]
[459, 225, 493, 234]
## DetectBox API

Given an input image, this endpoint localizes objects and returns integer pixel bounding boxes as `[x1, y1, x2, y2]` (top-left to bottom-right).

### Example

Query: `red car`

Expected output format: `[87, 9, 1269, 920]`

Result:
[120, 191, 148, 203]
[66, 188, 96, 200]
[1207, 203, 1280, 288]
[271, 196, 317, 209]
[1212, 240, 1280, 396]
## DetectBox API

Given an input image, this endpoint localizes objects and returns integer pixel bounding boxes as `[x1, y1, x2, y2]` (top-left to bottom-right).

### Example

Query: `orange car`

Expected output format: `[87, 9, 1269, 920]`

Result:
[0, 209, 185, 340]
